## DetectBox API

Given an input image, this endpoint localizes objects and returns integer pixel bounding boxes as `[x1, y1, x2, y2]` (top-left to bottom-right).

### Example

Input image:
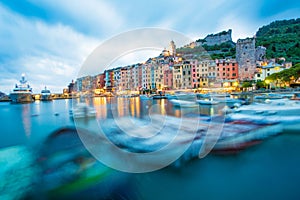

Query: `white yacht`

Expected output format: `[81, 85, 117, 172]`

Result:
[9, 74, 33, 103]
[41, 86, 52, 101]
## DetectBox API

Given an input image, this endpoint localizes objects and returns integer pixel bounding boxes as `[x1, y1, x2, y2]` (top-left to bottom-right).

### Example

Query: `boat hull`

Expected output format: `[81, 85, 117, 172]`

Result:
[41, 94, 52, 101]
[9, 92, 33, 103]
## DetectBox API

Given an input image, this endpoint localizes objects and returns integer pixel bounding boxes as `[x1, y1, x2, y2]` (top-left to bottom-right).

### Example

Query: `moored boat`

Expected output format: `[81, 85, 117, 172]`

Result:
[196, 99, 219, 105]
[9, 74, 33, 103]
[140, 94, 153, 100]
[169, 99, 198, 108]
[69, 103, 96, 119]
[41, 86, 52, 101]
[226, 99, 300, 127]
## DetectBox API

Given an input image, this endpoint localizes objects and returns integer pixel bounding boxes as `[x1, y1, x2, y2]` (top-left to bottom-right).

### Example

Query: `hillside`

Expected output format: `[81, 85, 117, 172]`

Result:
[177, 30, 236, 60]
[256, 18, 300, 64]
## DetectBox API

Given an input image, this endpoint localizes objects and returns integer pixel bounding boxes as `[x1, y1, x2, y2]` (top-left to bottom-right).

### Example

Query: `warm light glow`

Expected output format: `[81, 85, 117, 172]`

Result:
[233, 82, 238, 87]
[35, 94, 41, 100]
[223, 82, 229, 87]
[265, 80, 270, 84]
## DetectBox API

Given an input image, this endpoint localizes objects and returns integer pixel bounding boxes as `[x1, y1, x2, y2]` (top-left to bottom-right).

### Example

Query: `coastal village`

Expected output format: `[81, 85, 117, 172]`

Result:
[74, 29, 298, 97]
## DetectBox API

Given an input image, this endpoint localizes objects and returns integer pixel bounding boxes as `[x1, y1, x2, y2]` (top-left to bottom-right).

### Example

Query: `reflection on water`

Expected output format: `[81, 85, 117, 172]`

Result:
[21, 104, 31, 138]
[90, 97, 223, 120]
[1, 96, 300, 199]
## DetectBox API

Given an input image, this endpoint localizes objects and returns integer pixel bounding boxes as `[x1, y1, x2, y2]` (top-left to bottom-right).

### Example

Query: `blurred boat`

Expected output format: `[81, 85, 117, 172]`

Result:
[254, 93, 283, 101]
[196, 99, 219, 105]
[69, 103, 96, 119]
[166, 92, 196, 101]
[169, 99, 198, 108]
[140, 94, 153, 100]
[152, 94, 167, 99]
[291, 92, 300, 100]
[226, 99, 300, 126]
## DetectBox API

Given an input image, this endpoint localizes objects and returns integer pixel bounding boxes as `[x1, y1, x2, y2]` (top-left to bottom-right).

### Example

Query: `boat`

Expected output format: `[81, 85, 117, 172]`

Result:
[226, 99, 300, 126]
[140, 94, 153, 100]
[69, 103, 96, 119]
[291, 92, 300, 100]
[196, 99, 219, 105]
[9, 74, 33, 103]
[254, 93, 283, 101]
[41, 86, 52, 101]
[169, 99, 198, 108]
[166, 92, 196, 101]
[152, 94, 167, 99]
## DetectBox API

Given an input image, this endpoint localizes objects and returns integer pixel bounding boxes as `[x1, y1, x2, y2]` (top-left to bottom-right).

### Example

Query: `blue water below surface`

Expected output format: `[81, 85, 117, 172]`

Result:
[0, 97, 300, 199]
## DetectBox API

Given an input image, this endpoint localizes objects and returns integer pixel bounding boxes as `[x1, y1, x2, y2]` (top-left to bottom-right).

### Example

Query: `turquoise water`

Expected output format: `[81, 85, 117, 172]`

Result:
[0, 97, 300, 199]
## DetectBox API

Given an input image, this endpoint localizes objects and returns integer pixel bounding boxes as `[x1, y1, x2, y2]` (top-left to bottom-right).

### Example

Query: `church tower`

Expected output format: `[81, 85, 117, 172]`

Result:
[169, 40, 176, 57]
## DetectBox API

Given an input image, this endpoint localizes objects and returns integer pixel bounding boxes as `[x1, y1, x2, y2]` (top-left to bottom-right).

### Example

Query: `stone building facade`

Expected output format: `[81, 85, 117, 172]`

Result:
[236, 38, 256, 80]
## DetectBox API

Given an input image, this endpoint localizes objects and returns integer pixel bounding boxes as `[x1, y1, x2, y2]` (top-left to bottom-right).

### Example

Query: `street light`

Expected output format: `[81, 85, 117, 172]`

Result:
[265, 80, 270, 90]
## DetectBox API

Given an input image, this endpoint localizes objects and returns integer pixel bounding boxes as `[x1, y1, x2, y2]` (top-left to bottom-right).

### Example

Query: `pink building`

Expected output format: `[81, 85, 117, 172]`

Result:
[191, 59, 199, 88]
[163, 68, 173, 89]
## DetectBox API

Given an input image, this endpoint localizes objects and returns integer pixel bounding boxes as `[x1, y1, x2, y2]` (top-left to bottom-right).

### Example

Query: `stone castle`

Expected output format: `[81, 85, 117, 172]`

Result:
[198, 29, 233, 46]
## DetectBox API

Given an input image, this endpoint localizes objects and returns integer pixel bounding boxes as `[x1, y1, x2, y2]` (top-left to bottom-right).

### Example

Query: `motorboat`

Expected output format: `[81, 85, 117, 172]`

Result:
[226, 99, 300, 125]
[9, 74, 33, 103]
[41, 86, 52, 101]
[166, 92, 196, 101]
[291, 92, 300, 100]
[69, 103, 96, 119]
[169, 99, 198, 108]
[254, 93, 283, 101]
[196, 99, 219, 105]
[140, 94, 153, 100]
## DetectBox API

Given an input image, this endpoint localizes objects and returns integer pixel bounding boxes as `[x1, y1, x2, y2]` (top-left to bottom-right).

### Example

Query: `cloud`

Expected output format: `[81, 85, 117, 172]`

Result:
[27, 0, 124, 37]
[0, 3, 100, 94]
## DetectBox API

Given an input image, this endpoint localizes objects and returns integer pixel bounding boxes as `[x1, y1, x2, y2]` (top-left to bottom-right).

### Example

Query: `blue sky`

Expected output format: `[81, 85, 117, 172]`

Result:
[0, 0, 299, 93]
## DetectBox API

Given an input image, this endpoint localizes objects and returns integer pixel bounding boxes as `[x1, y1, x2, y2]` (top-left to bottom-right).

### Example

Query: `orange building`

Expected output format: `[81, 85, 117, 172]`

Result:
[216, 59, 238, 81]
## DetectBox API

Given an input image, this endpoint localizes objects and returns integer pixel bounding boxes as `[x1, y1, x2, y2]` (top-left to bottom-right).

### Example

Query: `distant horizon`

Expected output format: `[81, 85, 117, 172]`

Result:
[0, 0, 299, 93]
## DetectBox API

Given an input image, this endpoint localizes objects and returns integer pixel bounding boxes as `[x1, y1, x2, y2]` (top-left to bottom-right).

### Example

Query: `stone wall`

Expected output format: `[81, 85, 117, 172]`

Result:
[198, 29, 233, 46]
[255, 46, 266, 61]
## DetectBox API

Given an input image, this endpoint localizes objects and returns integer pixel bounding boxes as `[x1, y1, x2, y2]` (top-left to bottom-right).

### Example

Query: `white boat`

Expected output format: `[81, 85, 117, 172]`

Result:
[9, 74, 33, 103]
[140, 94, 153, 100]
[254, 93, 283, 101]
[41, 86, 52, 101]
[169, 99, 198, 108]
[196, 99, 219, 105]
[166, 92, 196, 101]
[227, 99, 300, 125]
[69, 103, 96, 119]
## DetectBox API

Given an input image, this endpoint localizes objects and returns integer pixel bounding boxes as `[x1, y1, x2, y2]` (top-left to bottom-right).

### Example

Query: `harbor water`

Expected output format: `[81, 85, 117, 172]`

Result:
[1, 97, 300, 199]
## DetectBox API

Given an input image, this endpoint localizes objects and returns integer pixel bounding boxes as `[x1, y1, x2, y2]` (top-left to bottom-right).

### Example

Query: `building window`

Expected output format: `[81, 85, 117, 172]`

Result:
[232, 63, 235, 66]
[223, 68, 225, 71]
[233, 73, 236, 77]
[232, 67, 235, 71]
[227, 68, 230, 71]
[257, 74, 260, 77]
[223, 73, 225, 76]
[245, 68, 248, 71]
